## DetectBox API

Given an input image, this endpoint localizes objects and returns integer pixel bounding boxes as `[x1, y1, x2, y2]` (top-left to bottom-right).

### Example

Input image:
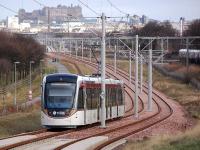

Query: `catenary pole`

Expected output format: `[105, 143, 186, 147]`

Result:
[90, 48, 92, 62]
[114, 45, 117, 74]
[76, 40, 78, 59]
[134, 35, 139, 118]
[100, 12, 106, 128]
[82, 39, 84, 60]
[186, 38, 189, 74]
[148, 39, 152, 111]
[129, 50, 132, 83]
[161, 39, 164, 64]
[140, 54, 143, 93]
[70, 40, 72, 57]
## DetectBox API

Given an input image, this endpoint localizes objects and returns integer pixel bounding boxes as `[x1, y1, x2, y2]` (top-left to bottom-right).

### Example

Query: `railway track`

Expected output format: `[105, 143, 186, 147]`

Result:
[0, 54, 138, 150]
[95, 65, 173, 150]
[51, 54, 173, 150]
[0, 129, 47, 141]
[0, 53, 174, 150]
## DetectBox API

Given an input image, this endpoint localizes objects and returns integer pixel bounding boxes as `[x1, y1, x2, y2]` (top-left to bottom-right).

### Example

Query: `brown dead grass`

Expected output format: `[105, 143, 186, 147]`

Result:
[107, 59, 200, 118]
[165, 63, 200, 77]
[61, 60, 94, 75]
[124, 121, 200, 150]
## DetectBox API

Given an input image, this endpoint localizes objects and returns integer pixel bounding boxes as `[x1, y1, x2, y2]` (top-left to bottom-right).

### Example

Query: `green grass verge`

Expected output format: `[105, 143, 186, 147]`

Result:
[0, 106, 41, 138]
[0, 62, 56, 138]
[0, 59, 92, 138]
[0, 63, 56, 109]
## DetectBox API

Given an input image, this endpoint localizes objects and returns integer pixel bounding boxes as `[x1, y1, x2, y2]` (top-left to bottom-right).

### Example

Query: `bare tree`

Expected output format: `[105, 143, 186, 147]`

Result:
[0, 31, 45, 85]
[137, 21, 177, 37]
[184, 19, 200, 49]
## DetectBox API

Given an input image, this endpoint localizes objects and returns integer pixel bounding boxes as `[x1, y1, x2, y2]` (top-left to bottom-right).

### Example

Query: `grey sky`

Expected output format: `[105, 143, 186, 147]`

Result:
[0, 0, 200, 21]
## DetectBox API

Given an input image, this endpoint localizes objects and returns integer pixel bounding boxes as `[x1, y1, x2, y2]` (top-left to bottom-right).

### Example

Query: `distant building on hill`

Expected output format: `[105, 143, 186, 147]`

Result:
[129, 14, 149, 25]
[7, 16, 19, 29]
[18, 4, 83, 24]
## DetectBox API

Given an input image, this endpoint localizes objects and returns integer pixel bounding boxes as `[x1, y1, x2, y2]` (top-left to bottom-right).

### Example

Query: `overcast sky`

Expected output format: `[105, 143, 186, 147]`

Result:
[0, 0, 200, 21]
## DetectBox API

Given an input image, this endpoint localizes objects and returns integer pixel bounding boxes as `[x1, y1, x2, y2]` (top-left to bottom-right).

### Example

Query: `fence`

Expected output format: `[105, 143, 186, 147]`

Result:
[0, 69, 40, 116]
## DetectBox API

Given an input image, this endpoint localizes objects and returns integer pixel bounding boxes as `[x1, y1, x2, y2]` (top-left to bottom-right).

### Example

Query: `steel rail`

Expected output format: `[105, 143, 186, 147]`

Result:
[53, 54, 170, 150]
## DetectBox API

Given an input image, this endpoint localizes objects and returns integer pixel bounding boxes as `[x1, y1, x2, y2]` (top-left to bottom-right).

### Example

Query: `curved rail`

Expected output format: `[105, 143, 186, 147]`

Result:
[94, 64, 173, 150]
[53, 54, 173, 150]
[0, 54, 137, 150]
[1, 53, 173, 150]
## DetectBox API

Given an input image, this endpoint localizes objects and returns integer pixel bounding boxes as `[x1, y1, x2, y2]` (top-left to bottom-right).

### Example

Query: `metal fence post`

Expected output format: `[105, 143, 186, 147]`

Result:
[161, 38, 164, 64]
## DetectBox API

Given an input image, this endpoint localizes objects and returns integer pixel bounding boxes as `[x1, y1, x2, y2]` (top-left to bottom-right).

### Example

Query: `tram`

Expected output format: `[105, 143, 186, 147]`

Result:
[41, 73, 125, 128]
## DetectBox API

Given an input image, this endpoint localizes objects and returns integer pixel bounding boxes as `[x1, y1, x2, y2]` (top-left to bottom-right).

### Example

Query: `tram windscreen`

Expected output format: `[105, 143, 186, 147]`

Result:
[45, 83, 76, 109]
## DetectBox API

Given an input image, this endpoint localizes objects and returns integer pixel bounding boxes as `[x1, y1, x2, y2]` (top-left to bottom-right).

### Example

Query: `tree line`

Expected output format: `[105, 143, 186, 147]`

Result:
[128, 19, 200, 50]
[129, 19, 200, 37]
[0, 31, 45, 86]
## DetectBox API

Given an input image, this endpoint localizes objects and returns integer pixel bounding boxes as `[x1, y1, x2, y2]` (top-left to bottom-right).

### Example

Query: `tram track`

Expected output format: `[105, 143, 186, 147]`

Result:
[83, 56, 173, 150]
[0, 53, 174, 150]
[0, 54, 137, 150]
[52, 54, 173, 150]
[94, 65, 173, 150]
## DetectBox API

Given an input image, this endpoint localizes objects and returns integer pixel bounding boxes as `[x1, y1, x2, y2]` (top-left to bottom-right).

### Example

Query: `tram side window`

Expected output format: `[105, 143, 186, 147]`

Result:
[111, 88, 117, 106]
[98, 88, 101, 107]
[106, 88, 109, 107]
[106, 87, 111, 107]
[92, 88, 98, 109]
[118, 87, 123, 105]
[86, 88, 92, 109]
[77, 88, 84, 109]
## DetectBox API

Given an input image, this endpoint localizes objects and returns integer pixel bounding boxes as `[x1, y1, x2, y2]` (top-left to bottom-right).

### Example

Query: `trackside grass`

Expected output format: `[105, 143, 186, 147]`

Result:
[0, 63, 57, 109]
[0, 105, 41, 138]
[0, 60, 93, 138]
[0, 63, 56, 138]
[108, 59, 200, 150]
[124, 122, 200, 150]
[61, 60, 93, 75]
[107, 59, 200, 119]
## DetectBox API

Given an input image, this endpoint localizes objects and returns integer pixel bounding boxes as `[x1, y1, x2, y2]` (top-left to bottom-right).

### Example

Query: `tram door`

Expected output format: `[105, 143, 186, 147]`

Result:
[97, 88, 101, 121]
[106, 88, 112, 119]
[97, 96, 100, 121]
[83, 87, 87, 125]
